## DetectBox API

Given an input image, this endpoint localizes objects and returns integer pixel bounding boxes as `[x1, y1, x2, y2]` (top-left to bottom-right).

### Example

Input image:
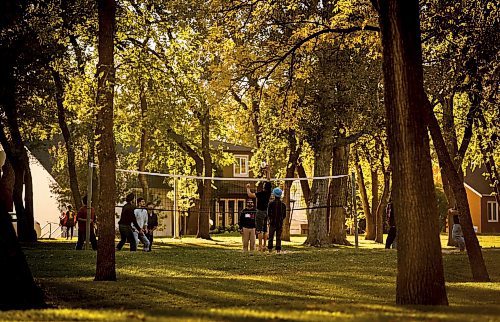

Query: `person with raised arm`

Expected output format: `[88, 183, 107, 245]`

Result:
[246, 181, 272, 252]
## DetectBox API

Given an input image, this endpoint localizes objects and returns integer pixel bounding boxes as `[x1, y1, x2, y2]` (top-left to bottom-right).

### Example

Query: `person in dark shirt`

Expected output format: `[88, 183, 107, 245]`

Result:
[145, 202, 158, 251]
[117, 193, 142, 251]
[267, 188, 287, 253]
[239, 198, 256, 252]
[385, 197, 397, 249]
[246, 181, 272, 252]
[75, 196, 97, 250]
[65, 205, 76, 240]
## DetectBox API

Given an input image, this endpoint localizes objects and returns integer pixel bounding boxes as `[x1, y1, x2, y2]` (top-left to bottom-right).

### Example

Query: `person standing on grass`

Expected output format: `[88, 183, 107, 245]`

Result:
[268, 188, 287, 254]
[145, 202, 158, 251]
[117, 193, 142, 251]
[452, 214, 466, 252]
[59, 207, 68, 238]
[75, 196, 97, 250]
[133, 197, 151, 252]
[64, 205, 76, 240]
[385, 198, 397, 249]
[246, 181, 272, 252]
[239, 198, 257, 253]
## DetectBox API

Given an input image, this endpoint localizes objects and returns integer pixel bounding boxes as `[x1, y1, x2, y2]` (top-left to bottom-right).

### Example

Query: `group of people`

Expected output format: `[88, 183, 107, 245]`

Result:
[59, 196, 98, 250]
[239, 182, 287, 254]
[117, 193, 158, 252]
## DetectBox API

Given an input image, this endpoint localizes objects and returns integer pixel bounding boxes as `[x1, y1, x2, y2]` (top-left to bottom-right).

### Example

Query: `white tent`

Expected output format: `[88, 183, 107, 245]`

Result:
[0, 149, 62, 238]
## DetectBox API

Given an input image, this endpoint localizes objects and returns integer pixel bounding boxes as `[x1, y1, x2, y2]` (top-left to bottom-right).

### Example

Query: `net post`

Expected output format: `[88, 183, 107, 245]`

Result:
[173, 175, 179, 239]
[86, 162, 93, 250]
[351, 171, 358, 248]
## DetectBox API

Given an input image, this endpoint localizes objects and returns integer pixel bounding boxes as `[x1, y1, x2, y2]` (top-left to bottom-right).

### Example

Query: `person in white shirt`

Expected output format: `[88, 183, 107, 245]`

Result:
[133, 197, 151, 252]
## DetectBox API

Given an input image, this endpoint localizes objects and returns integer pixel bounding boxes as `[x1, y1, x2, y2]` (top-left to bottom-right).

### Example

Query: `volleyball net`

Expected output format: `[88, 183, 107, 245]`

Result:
[91, 165, 354, 237]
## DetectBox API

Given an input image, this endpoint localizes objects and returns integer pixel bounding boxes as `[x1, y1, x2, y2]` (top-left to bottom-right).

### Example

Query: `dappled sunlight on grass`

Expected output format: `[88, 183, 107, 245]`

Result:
[3, 235, 499, 321]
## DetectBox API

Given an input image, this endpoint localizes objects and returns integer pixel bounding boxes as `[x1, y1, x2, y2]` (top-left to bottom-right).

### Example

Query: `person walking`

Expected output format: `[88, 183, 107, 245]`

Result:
[133, 197, 151, 252]
[385, 198, 397, 249]
[246, 181, 272, 252]
[117, 193, 142, 251]
[267, 188, 287, 254]
[75, 196, 97, 250]
[452, 214, 466, 251]
[65, 205, 76, 240]
[239, 198, 256, 253]
[145, 202, 158, 251]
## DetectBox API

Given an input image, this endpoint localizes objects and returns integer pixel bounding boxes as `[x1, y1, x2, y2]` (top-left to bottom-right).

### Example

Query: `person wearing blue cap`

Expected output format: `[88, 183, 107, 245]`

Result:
[268, 187, 287, 253]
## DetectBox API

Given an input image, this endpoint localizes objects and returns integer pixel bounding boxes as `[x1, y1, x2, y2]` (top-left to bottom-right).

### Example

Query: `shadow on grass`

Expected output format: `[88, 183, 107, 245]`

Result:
[18, 238, 500, 321]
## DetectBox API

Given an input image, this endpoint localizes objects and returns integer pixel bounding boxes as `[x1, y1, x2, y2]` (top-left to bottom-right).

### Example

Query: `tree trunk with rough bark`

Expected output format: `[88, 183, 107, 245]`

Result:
[1, 68, 36, 242]
[297, 160, 311, 204]
[0, 202, 44, 309]
[427, 106, 490, 282]
[282, 132, 300, 242]
[137, 88, 149, 200]
[355, 152, 373, 240]
[52, 69, 83, 209]
[375, 168, 390, 243]
[439, 94, 460, 245]
[95, 0, 117, 282]
[329, 145, 350, 245]
[197, 111, 212, 240]
[477, 112, 500, 204]
[0, 160, 14, 212]
[304, 141, 331, 247]
[377, 0, 448, 305]
[370, 168, 379, 235]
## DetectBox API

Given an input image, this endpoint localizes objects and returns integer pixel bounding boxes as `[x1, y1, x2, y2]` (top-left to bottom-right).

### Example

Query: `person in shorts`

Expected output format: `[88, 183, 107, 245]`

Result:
[246, 181, 272, 252]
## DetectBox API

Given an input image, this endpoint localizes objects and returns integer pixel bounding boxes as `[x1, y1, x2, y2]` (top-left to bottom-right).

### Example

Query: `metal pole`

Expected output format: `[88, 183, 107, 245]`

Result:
[351, 171, 358, 248]
[86, 162, 93, 250]
[49, 223, 52, 239]
[173, 175, 179, 238]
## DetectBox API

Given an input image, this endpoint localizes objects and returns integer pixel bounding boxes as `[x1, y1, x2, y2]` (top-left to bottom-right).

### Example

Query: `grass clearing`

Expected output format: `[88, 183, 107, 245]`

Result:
[2, 234, 499, 321]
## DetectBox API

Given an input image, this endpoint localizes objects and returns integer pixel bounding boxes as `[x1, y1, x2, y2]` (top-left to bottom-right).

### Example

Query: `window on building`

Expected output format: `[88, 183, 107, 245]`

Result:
[487, 201, 498, 222]
[234, 155, 249, 177]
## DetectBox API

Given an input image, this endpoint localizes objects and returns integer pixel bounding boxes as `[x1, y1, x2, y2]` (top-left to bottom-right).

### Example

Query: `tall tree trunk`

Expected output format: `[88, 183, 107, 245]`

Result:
[329, 145, 350, 245]
[282, 132, 300, 241]
[0, 60, 36, 242]
[197, 111, 211, 240]
[304, 140, 331, 247]
[477, 112, 500, 204]
[440, 94, 460, 245]
[52, 69, 83, 209]
[370, 168, 379, 234]
[0, 201, 44, 309]
[137, 87, 149, 200]
[375, 168, 390, 243]
[377, 0, 448, 305]
[0, 159, 14, 212]
[355, 152, 373, 239]
[297, 159, 311, 204]
[95, 0, 117, 281]
[4, 95, 36, 241]
[427, 107, 490, 282]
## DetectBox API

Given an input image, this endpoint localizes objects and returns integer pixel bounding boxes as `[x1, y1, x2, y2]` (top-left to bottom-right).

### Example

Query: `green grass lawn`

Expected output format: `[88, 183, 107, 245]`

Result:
[2, 234, 500, 321]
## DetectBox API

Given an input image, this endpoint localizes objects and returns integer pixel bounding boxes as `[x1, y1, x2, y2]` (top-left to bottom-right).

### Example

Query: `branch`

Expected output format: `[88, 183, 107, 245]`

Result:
[163, 127, 203, 169]
[333, 131, 366, 148]
[230, 88, 248, 110]
[457, 99, 478, 159]
[263, 25, 380, 80]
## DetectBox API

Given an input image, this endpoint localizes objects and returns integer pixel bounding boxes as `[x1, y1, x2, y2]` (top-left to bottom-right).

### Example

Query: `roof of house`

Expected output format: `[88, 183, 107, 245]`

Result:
[464, 165, 495, 195]
[211, 141, 253, 153]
